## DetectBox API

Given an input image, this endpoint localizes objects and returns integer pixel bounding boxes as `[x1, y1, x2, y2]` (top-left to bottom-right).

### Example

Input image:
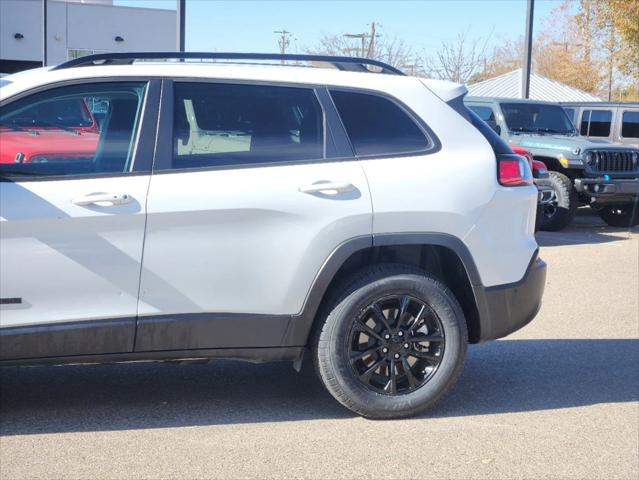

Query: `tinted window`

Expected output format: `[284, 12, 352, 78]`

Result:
[0, 82, 146, 177]
[330, 90, 428, 156]
[580, 110, 612, 137]
[467, 105, 500, 133]
[501, 102, 575, 135]
[621, 111, 639, 138]
[465, 107, 512, 155]
[172, 83, 323, 169]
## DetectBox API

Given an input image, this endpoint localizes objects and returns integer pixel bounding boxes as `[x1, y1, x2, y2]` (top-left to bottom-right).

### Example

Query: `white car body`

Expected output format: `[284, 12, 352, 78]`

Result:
[0, 57, 544, 364]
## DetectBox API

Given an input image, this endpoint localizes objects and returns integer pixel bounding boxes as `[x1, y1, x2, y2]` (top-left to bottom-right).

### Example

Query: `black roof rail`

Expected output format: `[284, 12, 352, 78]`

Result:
[52, 52, 405, 75]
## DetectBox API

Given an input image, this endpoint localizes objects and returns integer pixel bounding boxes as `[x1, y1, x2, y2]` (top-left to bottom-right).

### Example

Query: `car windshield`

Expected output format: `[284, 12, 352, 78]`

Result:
[500, 103, 576, 136]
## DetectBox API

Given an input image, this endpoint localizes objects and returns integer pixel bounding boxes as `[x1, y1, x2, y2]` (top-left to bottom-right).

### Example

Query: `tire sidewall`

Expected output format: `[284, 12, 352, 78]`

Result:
[319, 273, 466, 418]
[541, 171, 576, 231]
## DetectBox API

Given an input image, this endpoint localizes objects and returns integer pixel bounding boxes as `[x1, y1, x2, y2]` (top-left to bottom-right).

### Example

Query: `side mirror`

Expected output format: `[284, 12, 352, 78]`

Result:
[491, 124, 501, 135]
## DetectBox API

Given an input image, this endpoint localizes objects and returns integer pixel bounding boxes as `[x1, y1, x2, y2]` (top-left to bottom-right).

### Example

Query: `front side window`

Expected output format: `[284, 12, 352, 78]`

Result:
[467, 105, 500, 133]
[580, 110, 612, 137]
[172, 83, 323, 169]
[330, 90, 429, 156]
[621, 111, 639, 139]
[0, 82, 146, 177]
[500, 102, 575, 135]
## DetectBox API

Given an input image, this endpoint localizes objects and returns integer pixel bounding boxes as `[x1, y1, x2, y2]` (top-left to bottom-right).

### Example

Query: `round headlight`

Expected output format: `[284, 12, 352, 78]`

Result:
[632, 151, 639, 163]
[584, 151, 594, 164]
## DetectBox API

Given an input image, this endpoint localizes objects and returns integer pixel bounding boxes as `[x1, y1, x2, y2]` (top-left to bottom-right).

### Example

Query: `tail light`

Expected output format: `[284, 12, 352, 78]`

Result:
[532, 160, 549, 179]
[498, 154, 533, 186]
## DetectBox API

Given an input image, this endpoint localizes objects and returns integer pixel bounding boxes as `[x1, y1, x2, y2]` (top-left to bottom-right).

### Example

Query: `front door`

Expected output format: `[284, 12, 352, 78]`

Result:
[0, 80, 159, 360]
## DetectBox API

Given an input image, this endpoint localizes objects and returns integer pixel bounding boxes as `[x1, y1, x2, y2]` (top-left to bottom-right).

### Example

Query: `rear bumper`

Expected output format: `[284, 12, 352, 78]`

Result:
[575, 177, 639, 204]
[475, 251, 547, 341]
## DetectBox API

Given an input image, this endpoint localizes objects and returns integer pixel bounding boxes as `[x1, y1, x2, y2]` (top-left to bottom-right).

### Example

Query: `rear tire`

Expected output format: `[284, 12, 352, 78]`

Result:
[313, 264, 467, 419]
[540, 171, 577, 231]
[596, 202, 639, 227]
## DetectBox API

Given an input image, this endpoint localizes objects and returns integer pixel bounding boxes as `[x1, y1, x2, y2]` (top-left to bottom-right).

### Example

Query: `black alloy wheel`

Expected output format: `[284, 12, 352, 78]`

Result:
[347, 295, 445, 395]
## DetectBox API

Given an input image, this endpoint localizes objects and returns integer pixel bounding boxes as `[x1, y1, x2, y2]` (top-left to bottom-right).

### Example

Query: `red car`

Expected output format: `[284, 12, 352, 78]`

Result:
[0, 98, 99, 165]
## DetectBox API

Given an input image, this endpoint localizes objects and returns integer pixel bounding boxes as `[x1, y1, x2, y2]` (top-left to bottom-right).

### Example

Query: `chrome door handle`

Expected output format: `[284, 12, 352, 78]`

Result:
[299, 181, 355, 195]
[72, 193, 133, 207]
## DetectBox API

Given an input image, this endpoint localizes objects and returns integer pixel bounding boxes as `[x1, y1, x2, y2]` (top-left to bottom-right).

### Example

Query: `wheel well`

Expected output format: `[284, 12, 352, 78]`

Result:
[315, 244, 481, 343]
[533, 155, 563, 172]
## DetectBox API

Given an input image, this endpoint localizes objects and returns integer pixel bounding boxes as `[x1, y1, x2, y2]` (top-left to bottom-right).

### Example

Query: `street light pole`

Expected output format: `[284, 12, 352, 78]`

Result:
[42, 0, 47, 66]
[522, 0, 534, 98]
[176, 0, 185, 52]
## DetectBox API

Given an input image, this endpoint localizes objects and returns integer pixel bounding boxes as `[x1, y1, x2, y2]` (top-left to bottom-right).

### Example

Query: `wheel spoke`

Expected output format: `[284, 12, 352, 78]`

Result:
[359, 357, 386, 381]
[401, 357, 419, 389]
[407, 304, 426, 333]
[384, 360, 397, 394]
[350, 346, 380, 363]
[411, 333, 444, 343]
[408, 349, 440, 363]
[396, 295, 411, 327]
[354, 319, 384, 342]
[370, 304, 392, 332]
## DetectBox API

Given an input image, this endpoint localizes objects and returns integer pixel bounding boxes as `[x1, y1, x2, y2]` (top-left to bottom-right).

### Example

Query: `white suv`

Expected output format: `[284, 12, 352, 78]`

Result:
[0, 53, 546, 418]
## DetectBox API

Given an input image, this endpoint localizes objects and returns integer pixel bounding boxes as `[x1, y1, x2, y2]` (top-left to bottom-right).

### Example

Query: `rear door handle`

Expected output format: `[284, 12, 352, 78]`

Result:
[299, 181, 355, 195]
[72, 193, 133, 207]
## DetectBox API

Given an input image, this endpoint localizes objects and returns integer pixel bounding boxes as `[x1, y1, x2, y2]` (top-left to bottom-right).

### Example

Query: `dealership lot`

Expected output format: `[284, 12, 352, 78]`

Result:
[0, 209, 637, 480]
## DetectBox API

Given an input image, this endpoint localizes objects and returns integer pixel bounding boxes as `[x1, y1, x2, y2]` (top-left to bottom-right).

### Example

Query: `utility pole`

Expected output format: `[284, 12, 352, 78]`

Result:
[176, 0, 185, 52]
[522, 0, 534, 99]
[274, 29, 292, 63]
[42, 0, 47, 66]
[344, 32, 368, 57]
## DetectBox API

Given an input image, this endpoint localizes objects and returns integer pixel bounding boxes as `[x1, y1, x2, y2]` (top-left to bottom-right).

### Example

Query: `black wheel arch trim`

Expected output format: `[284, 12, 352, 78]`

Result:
[284, 233, 544, 346]
[284, 233, 485, 346]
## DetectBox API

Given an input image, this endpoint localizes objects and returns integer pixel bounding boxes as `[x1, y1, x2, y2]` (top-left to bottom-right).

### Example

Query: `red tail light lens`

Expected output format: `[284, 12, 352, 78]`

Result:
[498, 155, 533, 186]
[532, 160, 548, 175]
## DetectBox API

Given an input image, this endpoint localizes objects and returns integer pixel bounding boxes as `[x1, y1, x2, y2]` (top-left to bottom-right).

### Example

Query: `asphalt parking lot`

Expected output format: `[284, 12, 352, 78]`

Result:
[1, 209, 637, 480]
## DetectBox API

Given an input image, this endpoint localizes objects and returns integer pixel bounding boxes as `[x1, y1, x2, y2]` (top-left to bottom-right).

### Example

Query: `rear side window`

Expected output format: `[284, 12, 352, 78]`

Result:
[581, 110, 612, 137]
[172, 83, 323, 169]
[329, 90, 428, 156]
[0, 82, 146, 177]
[621, 111, 639, 138]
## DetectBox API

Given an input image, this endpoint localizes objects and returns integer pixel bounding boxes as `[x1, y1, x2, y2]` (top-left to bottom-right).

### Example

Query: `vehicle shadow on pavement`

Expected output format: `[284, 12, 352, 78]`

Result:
[1, 339, 637, 434]
[428, 338, 639, 419]
[536, 208, 636, 247]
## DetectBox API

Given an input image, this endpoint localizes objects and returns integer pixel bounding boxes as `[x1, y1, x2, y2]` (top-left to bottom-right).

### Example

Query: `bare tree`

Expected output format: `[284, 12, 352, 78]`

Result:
[307, 23, 422, 71]
[424, 31, 492, 83]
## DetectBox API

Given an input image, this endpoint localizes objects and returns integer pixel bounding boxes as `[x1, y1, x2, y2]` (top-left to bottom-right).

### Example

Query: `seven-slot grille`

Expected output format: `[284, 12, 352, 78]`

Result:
[587, 150, 638, 173]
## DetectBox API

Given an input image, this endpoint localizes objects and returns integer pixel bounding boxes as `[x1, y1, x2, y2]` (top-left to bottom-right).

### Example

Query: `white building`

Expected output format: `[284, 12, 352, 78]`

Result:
[468, 69, 602, 102]
[1, 0, 176, 73]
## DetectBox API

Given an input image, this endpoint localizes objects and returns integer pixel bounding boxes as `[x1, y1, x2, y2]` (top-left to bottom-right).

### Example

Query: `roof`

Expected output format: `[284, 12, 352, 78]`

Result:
[0, 61, 465, 105]
[467, 69, 602, 102]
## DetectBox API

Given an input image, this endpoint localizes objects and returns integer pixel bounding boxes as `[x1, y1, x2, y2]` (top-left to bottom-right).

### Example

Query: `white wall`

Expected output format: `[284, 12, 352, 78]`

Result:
[1, 0, 176, 66]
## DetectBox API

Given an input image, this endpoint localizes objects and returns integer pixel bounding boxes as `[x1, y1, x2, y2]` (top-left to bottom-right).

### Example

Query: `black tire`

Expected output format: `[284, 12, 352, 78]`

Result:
[540, 171, 577, 231]
[313, 264, 467, 419]
[596, 202, 639, 227]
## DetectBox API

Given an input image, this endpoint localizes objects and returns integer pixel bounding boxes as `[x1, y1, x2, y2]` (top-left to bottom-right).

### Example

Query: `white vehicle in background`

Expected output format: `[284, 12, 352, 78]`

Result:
[0, 53, 546, 419]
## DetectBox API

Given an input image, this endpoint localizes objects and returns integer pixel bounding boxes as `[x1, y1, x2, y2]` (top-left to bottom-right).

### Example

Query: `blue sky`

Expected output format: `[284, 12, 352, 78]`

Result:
[114, 0, 565, 57]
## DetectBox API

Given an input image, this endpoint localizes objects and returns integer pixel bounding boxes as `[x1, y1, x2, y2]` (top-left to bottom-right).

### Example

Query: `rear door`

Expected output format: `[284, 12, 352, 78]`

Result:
[134, 80, 371, 351]
[0, 80, 159, 360]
